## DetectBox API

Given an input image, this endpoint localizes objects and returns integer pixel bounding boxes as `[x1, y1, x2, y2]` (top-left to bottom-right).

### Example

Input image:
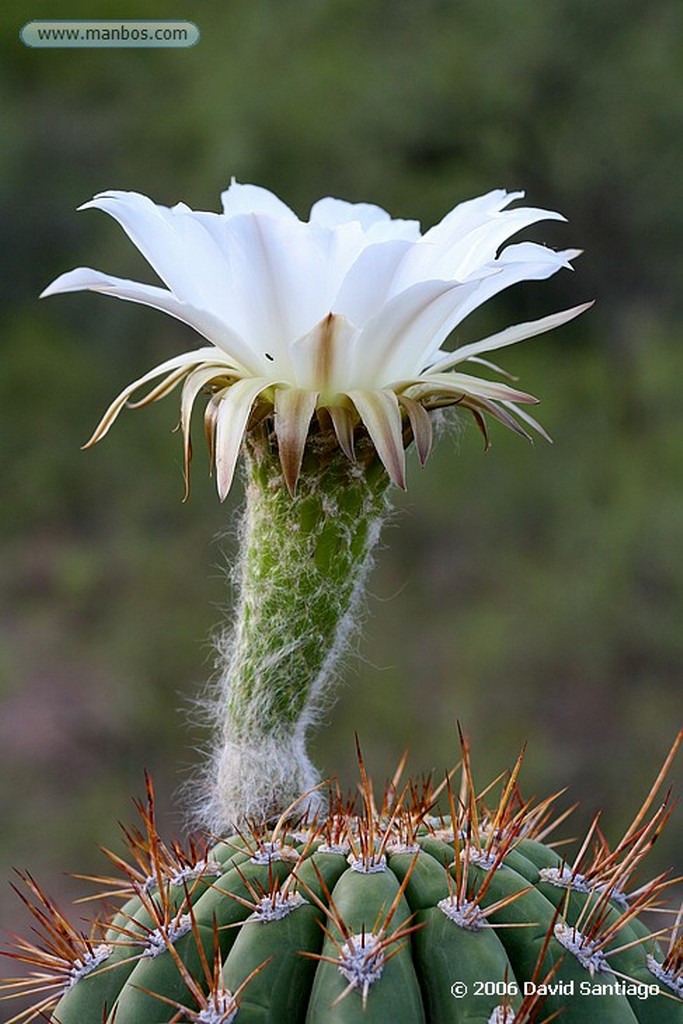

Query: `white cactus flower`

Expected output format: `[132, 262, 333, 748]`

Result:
[42, 181, 590, 498]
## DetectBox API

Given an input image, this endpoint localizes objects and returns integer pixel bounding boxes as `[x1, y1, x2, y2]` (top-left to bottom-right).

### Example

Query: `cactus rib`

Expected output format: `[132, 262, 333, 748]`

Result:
[2, 737, 681, 1024]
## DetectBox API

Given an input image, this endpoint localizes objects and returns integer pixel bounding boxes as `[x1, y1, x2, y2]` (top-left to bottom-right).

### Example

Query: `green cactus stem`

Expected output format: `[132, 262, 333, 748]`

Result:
[202, 424, 392, 830]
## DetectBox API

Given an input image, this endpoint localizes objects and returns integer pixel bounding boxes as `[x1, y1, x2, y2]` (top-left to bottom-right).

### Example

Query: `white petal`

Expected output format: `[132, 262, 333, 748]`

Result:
[222, 215, 334, 361]
[426, 302, 594, 373]
[221, 179, 299, 220]
[425, 190, 526, 242]
[79, 191, 234, 314]
[310, 196, 421, 244]
[346, 388, 406, 488]
[351, 243, 576, 387]
[307, 220, 373, 310]
[412, 244, 582, 354]
[289, 313, 360, 394]
[215, 377, 277, 500]
[399, 191, 520, 278]
[495, 242, 581, 271]
[422, 207, 566, 282]
[333, 239, 416, 325]
[363, 218, 422, 243]
[353, 278, 482, 386]
[395, 201, 564, 289]
[166, 211, 355, 359]
[41, 267, 258, 374]
[309, 197, 391, 230]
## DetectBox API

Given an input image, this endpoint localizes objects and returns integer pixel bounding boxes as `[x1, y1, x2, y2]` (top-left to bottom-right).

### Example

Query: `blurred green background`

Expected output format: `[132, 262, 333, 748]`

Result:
[1, 0, 681, 981]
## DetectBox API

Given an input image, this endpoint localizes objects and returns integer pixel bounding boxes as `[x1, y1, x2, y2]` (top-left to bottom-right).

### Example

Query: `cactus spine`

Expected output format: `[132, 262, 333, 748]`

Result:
[4, 740, 682, 1024]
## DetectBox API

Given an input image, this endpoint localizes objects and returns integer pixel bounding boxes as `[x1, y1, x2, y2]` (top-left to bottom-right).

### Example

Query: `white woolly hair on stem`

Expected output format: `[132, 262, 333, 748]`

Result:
[189, 427, 392, 831]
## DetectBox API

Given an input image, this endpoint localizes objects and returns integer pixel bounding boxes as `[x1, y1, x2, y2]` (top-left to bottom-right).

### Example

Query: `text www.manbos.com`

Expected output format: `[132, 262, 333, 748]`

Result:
[20, 21, 200, 48]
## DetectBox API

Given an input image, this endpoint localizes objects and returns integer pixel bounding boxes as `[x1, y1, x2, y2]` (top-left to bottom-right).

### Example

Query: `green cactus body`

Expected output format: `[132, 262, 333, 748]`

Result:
[37, 763, 681, 1024]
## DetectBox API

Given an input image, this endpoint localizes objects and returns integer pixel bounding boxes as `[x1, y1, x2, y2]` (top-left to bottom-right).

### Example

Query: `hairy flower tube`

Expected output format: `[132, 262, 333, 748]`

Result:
[42, 181, 589, 499]
[42, 182, 589, 827]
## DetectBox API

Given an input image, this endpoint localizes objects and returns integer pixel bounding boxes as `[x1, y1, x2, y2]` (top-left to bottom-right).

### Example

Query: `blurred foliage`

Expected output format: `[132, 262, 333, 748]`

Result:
[1, 0, 682, 976]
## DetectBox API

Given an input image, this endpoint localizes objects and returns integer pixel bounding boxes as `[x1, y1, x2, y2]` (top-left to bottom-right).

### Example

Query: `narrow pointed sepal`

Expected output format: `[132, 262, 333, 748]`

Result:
[428, 301, 594, 373]
[179, 365, 234, 499]
[409, 371, 539, 406]
[346, 388, 406, 489]
[398, 395, 433, 466]
[215, 378, 276, 501]
[328, 405, 356, 462]
[464, 395, 534, 443]
[501, 400, 554, 443]
[81, 349, 218, 449]
[274, 388, 319, 497]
